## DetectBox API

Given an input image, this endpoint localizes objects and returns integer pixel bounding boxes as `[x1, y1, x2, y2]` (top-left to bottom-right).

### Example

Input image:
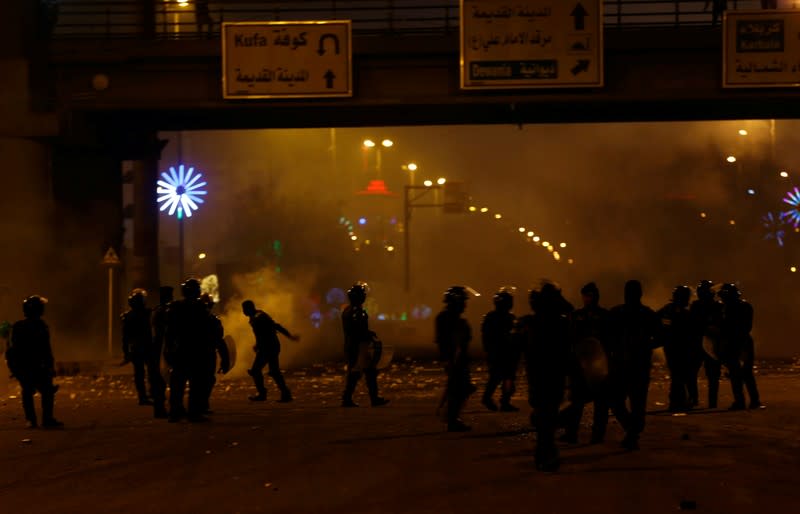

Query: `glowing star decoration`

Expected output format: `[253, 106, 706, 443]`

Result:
[763, 211, 790, 247]
[783, 187, 800, 227]
[157, 164, 207, 219]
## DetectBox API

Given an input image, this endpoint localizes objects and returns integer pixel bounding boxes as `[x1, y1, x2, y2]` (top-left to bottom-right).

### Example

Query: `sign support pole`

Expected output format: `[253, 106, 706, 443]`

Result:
[107, 266, 114, 357]
[102, 247, 121, 358]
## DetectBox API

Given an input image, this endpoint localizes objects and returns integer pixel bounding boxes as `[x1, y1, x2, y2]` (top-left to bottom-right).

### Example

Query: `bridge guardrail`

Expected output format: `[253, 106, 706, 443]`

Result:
[45, 0, 768, 39]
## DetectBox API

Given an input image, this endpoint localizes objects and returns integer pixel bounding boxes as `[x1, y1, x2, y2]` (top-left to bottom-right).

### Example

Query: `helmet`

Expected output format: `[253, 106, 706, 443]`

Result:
[697, 280, 714, 300]
[200, 293, 215, 310]
[580, 282, 600, 303]
[672, 285, 691, 307]
[128, 288, 147, 309]
[347, 283, 368, 305]
[22, 295, 48, 318]
[181, 278, 201, 300]
[443, 286, 469, 305]
[528, 280, 562, 312]
[159, 286, 174, 304]
[624, 280, 643, 305]
[718, 283, 741, 302]
[493, 289, 513, 311]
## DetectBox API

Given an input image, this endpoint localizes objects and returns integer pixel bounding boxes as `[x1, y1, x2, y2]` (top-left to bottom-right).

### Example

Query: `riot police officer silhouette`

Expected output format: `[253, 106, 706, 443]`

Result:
[717, 283, 762, 410]
[341, 283, 389, 408]
[242, 299, 298, 403]
[690, 280, 722, 408]
[200, 293, 230, 413]
[121, 289, 156, 406]
[5, 296, 62, 428]
[607, 280, 659, 450]
[516, 282, 571, 471]
[562, 282, 610, 444]
[656, 286, 695, 412]
[165, 279, 212, 422]
[149, 286, 173, 418]
[481, 288, 519, 412]
[435, 286, 475, 432]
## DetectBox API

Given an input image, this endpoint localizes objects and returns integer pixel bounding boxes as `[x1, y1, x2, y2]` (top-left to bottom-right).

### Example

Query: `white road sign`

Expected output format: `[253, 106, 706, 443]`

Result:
[222, 21, 352, 99]
[724, 10, 800, 88]
[460, 0, 603, 89]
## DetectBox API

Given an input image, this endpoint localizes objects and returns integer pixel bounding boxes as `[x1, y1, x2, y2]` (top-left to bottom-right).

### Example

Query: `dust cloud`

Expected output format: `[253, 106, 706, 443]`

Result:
[162, 121, 798, 359]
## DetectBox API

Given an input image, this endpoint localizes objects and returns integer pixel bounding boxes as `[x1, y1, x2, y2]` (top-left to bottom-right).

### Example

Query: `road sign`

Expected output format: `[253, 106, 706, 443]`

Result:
[102, 247, 121, 266]
[222, 21, 352, 99]
[460, 0, 603, 89]
[724, 10, 800, 88]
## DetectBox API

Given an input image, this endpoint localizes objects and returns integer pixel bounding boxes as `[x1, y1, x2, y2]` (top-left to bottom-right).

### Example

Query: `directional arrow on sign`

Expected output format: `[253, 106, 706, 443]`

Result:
[571, 2, 588, 31]
[324, 70, 336, 88]
[317, 34, 340, 56]
[571, 60, 591, 76]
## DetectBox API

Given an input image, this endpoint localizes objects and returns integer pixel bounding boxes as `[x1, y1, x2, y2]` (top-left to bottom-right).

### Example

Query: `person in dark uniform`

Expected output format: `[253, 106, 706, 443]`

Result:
[341, 283, 389, 408]
[516, 282, 571, 472]
[717, 283, 762, 410]
[4, 296, 62, 428]
[655, 286, 695, 412]
[121, 289, 155, 406]
[165, 279, 212, 422]
[607, 280, 659, 450]
[704, 0, 727, 26]
[200, 293, 230, 414]
[242, 299, 299, 403]
[435, 286, 475, 432]
[561, 282, 610, 444]
[195, 0, 213, 37]
[150, 286, 173, 418]
[481, 288, 519, 412]
[690, 280, 722, 408]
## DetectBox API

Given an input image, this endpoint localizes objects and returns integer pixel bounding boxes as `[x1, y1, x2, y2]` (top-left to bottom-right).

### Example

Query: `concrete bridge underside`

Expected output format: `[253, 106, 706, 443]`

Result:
[52, 28, 800, 132]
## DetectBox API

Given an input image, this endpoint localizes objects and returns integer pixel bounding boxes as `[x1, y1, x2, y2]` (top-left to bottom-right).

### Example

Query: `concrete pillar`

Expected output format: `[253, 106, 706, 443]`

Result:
[126, 136, 168, 294]
[0, 0, 58, 325]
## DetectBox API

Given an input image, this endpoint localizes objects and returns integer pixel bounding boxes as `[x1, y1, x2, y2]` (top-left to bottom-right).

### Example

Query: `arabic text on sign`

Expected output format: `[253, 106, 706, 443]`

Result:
[470, 5, 552, 19]
[471, 30, 553, 52]
[235, 67, 310, 86]
[234, 29, 309, 50]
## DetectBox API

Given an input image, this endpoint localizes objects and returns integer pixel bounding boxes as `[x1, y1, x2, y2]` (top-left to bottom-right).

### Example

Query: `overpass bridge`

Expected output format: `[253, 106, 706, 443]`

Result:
[39, 0, 800, 130]
[1, 0, 799, 341]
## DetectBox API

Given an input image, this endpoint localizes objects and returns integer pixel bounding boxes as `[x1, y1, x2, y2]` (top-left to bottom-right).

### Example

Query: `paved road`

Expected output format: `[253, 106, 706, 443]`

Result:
[1, 362, 798, 514]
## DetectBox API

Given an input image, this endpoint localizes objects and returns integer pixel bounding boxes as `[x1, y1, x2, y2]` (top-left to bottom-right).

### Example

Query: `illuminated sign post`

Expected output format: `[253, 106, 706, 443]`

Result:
[460, 0, 603, 89]
[724, 10, 800, 88]
[222, 21, 352, 99]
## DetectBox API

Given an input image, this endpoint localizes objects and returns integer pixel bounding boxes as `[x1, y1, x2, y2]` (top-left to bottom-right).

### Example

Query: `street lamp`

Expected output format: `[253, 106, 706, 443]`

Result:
[403, 177, 453, 296]
[402, 162, 418, 186]
[437, 177, 446, 185]
[362, 138, 394, 178]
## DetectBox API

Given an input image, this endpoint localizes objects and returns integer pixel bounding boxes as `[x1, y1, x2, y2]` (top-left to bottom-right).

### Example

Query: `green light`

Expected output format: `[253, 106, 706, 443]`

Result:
[273, 240, 283, 257]
[400, 312, 408, 321]
[275, 266, 281, 274]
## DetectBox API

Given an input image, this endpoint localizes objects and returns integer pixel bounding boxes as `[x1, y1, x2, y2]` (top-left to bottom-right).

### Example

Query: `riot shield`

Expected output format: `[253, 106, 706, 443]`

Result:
[702, 335, 719, 361]
[574, 337, 608, 392]
[224, 334, 238, 372]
